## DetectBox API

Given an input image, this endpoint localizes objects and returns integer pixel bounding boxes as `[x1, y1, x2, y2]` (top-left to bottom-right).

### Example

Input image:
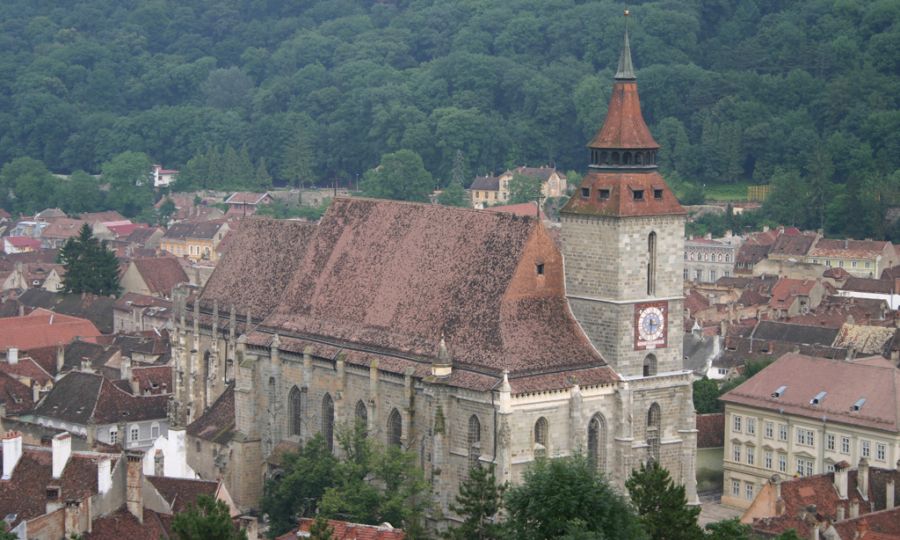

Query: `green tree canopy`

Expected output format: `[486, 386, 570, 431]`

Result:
[437, 178, 469, 207]
[507, 173, 542, 205]
[444, 464, 505, 540]
[59, 223, 121, 297]
[360, 149, 433, 202]
[171, 495, 247, 540]
[625, 460, 703, 540]
[101, 151, 153, 218]
[693, 377, 721, 414]
[504, 455, 645, 540]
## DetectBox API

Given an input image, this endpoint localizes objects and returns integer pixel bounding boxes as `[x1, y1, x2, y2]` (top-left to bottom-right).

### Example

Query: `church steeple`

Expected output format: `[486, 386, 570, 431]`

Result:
[588, 11, 659, 170]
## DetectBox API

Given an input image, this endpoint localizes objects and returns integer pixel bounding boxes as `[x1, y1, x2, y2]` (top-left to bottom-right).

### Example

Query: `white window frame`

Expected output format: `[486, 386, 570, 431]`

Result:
[764, 422, 774, 439]
[841, 436, 850, 454]
[733, 415, 742, 433]
[862, 440, 871, 458]
[746, 418, 756, 435]
[778, 453, 787, 473]
[778, 424, 788, 442]
[731, 478, 741, 497]
[764, 450, 773, 469]
[877, 443, 886, 461]
[747, 446, 755, 466]
[733, 443, 741, 463]
[826, 434, 835, 451]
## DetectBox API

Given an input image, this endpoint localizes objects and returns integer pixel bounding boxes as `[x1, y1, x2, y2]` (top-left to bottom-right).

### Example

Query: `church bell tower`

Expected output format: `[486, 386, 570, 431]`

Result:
[560, 22, 686, 379]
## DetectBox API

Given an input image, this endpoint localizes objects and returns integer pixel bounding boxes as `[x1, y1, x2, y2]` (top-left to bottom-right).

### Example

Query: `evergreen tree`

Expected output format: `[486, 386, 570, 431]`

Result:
[255, 158, 273, 190]
[171, 495, 247, 540]
[451, 149, 468, 186]
[507, 173, 542, 205]
[444, 465, 505, 540]
[158, 197, 177, 226]
[281, 126, 316, 187]
[625, 460, 702, 540]
[59, 223, 121, 297]
[692, 377, 721, 414]
[177, 151, 209, 191]
[0, 521, 16, 540]
[437, 179, 469, 207]
[222, 145, 241, 187]
[360, 150, 433, 203]
[207, 146, 224, 187]
[237, 145, 255, 186]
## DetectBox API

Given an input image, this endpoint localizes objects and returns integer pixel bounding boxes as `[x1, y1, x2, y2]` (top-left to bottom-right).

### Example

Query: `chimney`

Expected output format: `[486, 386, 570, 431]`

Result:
[97, 457, 112, 494]
[120, 355, 132, 381]
[835, 461, 849, 499]
[1, 431, 23, 480]
[887, 477, 895, 509]
[52, 432, 72, 479]
[7, 348, 17, 365]
[836, 504, 845, 521]
[858, 458, 870, 501]
[56, 345, 65, 373]
[126, 451, 144, 523]
[849, 499, 859, 518]
[64, 499, 83, 538]
[31, 381, 40, 403]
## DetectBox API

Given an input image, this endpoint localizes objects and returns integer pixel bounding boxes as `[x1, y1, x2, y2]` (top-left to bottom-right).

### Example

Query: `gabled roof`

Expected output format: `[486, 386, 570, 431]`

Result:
[85, 508, 172, 540]
[501, 166, 560, 181]
[5, 236, 41, 249]
[146, 476, 220, 514]
[277, 518, 405, 540]
[469, 175, 499, 191]
[0, 370, 34, 414]
[41, 218, 87, 240]
[721, 353, 900, 431]
[769, 233, 816, 257]
[768, 278, 819, 309]
[841, 277, 896, 294]
[485, 202, 546, 219]
[33, 371, 168, 425]
[17, 289, 116, 334]
[163, 220, 226, 241]
[187, 384, 235, 444]
[130, 258, 189, 297]
[125, 226, 161, 245]
[131, 366, 172, 395]
[0, 355, 53, 387]
[0, 308, 101, 350]
[810, 239, 890, 259]
[752, 320, 839, 346]
[76, 211, 127, 224]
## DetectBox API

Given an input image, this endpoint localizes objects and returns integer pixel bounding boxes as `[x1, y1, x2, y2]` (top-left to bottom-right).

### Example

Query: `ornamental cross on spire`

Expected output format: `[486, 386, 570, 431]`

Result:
[615, 9, 636, 80]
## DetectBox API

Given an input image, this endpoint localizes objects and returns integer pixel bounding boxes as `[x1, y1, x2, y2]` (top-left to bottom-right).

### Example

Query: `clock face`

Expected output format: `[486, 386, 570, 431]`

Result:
[634, 301, 668, 350]
[638, 307, 665, 341]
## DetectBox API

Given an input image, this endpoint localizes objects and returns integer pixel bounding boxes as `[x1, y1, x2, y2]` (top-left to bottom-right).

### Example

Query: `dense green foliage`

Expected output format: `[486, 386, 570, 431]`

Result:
[1, 0, 898, 236]
[171, 495, 248, 540]
[444, 464, 505, 540]
[626, 461, 703, 540]
[261, 429, 429, 539]
[507, 173, 542, 205]
[59, 223, 121, 296]
[360, 149, 433, 202]
[692, 377, 722, 414]
[504, 455, 645, 540]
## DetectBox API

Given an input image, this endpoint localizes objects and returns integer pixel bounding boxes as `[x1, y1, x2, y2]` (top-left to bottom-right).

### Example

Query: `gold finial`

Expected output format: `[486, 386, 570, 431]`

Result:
[624, 9, 630, 16]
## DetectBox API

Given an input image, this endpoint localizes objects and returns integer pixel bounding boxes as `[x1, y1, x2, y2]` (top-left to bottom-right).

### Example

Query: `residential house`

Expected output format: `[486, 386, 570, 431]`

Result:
[838, 276, 900, 310]
[120, 258, 189, 299]
[733, 228, 781, 275]
[720, 353, 900, 509]
[0, 348, 53, 403]
[8, 220, 49, 240]
[3, 236, 41, 254]
[28, 371, 169, 449]
[742, 461, 900, 539]
[470, 166, 567, 209]
[152, 164, 178, 188]
[276, 519, 405, 540]
[766, 231, 818, 264]
[767, 278, 828, 319]
[1, 262, 65, 292]
[125, 226, 164, 250]
[16, 289, 117, 334]
[113, 293, 173, 333]
[0, 369, 35, 416]
[684, 233, 742, 283]
[224, 191, 274, 217]
[40, 218, 87, 249]
[807, 238, 897, 278]
[0, 309, 101, 350]
[160, 220, 230, 262]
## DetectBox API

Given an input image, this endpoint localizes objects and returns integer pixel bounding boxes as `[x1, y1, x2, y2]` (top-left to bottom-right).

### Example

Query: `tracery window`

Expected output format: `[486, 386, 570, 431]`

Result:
[355, 400, 368, 436]
[468, 415, 481, 469]
[534, 417, 549, 457]
[387, 408, 402, 447]
[647, 403, 661, 462]
[587, 414, 607, 471]
[289, 386, 303, 437]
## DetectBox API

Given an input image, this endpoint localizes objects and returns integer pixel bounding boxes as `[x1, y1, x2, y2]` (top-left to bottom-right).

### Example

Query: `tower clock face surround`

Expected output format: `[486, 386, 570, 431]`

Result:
[634, 301, 668, 350]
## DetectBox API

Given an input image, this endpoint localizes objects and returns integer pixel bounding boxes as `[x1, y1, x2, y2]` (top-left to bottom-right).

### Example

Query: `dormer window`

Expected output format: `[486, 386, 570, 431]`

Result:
[653, 189, 663, 200]
[598, 189, 610, 200]
[771, 385, 787, 398]
[535, 263, 544, 276]
[851, 398, 866, 411]
[810, 391, 826, 405]
[633, 190, 644, 201]
[581, 187, 590, 198]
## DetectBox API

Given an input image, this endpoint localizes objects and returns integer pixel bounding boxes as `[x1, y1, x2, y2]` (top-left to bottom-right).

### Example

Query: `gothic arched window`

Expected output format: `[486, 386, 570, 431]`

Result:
[355, 400, 368, 436]
[322, 393, 334, 452]
[612, 152, 620, 165]
[289, 386, 303, 437]
[587, 414, 607, 471]
[643, 354, 658, 377]
[534, 417, 549, 457]
[267, 377, 277, 412]
[647, 403, 661, 462]
[387, 408, 402, 447]
[468, 415, 481, 469]
[647, 232, 657, 296]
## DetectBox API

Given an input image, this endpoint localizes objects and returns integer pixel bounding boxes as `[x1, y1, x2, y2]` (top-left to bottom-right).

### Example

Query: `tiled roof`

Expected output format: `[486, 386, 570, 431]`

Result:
[469, 175, 499, 191]
[199, 218, 316, 320]
[0, 370, 34, 414]
[76, 211, 127, 224]
[187, 384, 235, 444]
[841, 277, 895, 294]
[485, 202, 546, 219]
[833, 324, 897, 356]
[0, 309, 101, 350]
[810, 238, 890, 259]
[685, 289, 710, 314]
[696, 413, 724, 448]
[17, 289, 116, 334]
[721, 353, 900, 431]
[752, 320, 839, 346]
[125, 226, 161, 245]
[131, 366, 172, 395]
[85, 508, 172, 540]
[130, 258, 189, 296]
[735, 242, 773, 266]
[113, 292, 173, 311]
[0, 355, 53, 386]
[769, 233, 816, 257]
[33, 371, 168, 425]
[768, 278, 818, 309]
[63, 341, 118, 374]
[106, 223, 141, 238]
[163, 220, 226, 241]
[41, 218, 87, 240]
[146, 476, 219, 514]
[588, 80, 658, 149]
[561, 171, 685, 217]
[263, 198, 611, 381]
[5, 236, 41, 249]
[277, 518, 405, 540]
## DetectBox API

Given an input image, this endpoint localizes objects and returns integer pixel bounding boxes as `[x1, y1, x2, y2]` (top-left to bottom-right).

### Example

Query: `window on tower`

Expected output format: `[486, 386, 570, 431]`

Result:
[633, 190, 644, 201]
[598, 188, 610, 200]
[581, 187, 590, 198]
[653, 189, 663, 199]
[647, 232, 657, 295]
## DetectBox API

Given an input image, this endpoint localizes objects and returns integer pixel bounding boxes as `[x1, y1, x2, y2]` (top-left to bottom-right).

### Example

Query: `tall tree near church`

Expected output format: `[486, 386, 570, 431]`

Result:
[625, 460, 703, 540]
[507, 173, 542, 205]
[59, 223, 121, 297]
[255, 157, 273, 190]
[281, 126, 316, 187]
[360, 149, 433, 202]
[443, 464, 505, 540]
[171, 495, 248, 540]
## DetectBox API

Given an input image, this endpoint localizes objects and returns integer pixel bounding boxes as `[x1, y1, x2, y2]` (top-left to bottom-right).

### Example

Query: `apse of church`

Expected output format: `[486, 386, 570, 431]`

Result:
[173, 23, 699, 517]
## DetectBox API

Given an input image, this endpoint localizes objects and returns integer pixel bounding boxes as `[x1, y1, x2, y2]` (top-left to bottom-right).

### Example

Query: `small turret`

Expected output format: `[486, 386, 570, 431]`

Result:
[432, 335, 452, 377]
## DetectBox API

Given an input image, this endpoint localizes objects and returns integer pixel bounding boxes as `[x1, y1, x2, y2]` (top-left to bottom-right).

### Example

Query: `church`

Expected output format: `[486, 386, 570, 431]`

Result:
[171, 28, 699, 516]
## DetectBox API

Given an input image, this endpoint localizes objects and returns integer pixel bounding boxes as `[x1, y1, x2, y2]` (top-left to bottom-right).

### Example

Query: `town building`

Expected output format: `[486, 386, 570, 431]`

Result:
[120, 257, 190, 299]
[3, 236, 42, 254]
[152, 164, 179, 188]
[159, 220, 230, 262]
[720, 353, 900, 510]
[224, 191, 274, 217]
[175, 29, 698, 517]
[684, 233, 741, 283]
[470, 166, 567, 209]
[806, 239, 897, 278]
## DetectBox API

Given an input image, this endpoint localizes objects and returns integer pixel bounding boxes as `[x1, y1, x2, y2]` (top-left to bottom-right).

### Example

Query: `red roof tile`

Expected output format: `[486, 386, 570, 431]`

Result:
[187, 384, 235, 444]
[0, 370, 34, 414]
[485, 202, 546, 219]
[130, 365, 172, 395]
[0, 309, 101, 350]
[561, 171, 685, 217]
[0, 355, 53, 386]
[146, 476, 219, 514]
[277, 518, 405, 540]
[588, 81, 658, 149]
[85, 508, 171, 540]
[130, 258, 189, 297]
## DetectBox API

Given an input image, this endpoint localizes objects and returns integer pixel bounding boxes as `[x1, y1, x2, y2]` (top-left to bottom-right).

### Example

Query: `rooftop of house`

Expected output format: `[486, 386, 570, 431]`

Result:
[5, 236, 42, 249]
[224, 191, 271, 205]
[112, 331, 171, 360]
[833, 323, 898, 356]
[721, 352, 900, 431]
[75, 211, 128, 224]
[113, 292, 173, 312]
[769, 232, 817, 257]
[484, 202, 546, 219]
[276, 518, 405, 540]
[0, 353, 54, 387]
[751, 320, 840, 346]
[469, 175, 499, 191]
[768, 278, 820, 309]
[129, 257, 189, 297]
[162, 220, 227, 241]
[40, 218, 87, 240]
[130, 365, 172, 395]
[145, 475, 220, 514]
[841, 277, 897, 295]
[84, 508, 173, 540]
[0, 370, 35, 415]
[17, 289, 116, 334]
[32, 371, 168, 425]
[186, 384, 234, 445]
[810, 238, 891, 259]
[0, 308, 101, 350]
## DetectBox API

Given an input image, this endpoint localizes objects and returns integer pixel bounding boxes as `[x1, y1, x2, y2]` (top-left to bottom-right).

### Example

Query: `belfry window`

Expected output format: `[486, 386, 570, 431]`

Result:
[643, 354, 658, 377]
[647, 232, 657, 295]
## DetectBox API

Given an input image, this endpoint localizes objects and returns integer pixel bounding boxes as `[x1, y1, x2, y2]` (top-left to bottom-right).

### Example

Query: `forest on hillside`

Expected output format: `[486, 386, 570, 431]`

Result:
[0, 0, 898, 237]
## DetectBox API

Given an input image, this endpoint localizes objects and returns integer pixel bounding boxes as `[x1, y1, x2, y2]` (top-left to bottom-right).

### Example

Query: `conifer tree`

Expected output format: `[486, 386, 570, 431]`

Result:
[443, 464, 505, 540]
[437, 179, 469, 207]
[59, 224, 121, 297]
[255, 158, 273, 190]
[281, 126, 315, 187]
[625, 460, 702, 540]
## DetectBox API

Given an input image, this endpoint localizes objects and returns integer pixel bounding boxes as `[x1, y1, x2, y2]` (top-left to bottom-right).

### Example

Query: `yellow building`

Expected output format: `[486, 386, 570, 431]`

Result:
[160, 220, 230, 262]
[470, 167, 568, 209]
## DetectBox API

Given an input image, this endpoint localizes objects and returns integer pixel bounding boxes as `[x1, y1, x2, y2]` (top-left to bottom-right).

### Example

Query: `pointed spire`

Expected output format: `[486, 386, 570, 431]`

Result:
[615, 11, 636, 80]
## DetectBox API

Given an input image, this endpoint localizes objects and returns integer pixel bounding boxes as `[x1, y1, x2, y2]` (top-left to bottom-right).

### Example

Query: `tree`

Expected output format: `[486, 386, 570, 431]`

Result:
[261, 435, 338, 538]
[57, 171, 105, 214]
[507, 173, 542, 205]
[158, 197, 177, 226]
[504, 455, 645, 540]
[444, 465, 505, 540]
[308, 516, 333, 540]
[171, 495, 247, 540]
[360, 149, 433, 203]
[255, 158, 273, 190]
[281, 126, 316, 187]
[101, 151, 153, 218]
[704, 518, 751, 540]
[693, 377, 721, 414]
[625, 460, 703, 540]
[437, 179, 469, 207]
[0, 157, 59, 213]
[0, 521, 17, 540]
[59, 223, 121, 297]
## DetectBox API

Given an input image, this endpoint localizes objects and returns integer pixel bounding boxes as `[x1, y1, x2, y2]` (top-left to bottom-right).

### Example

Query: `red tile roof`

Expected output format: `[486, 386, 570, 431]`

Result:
[5, 236, 41, 249]
[130, 258, 189, 297]
[561, 171, 685, 217]
[696, 413, 724, 449]
[76, 211, 127, 224]
[187, 384, 235, 444]
[721, 353, 900, 431]
[0, 370, 34, 414]
[131, 365, 172, 395]
[277, 518, 405, 540]
[0, 309, 101, 350]
[768, 278, 818, 309]
[810, 239, 890, 259]
[146, 476, 219, 514]
[0, 355, 53, 386]
[588, 80, 658, 149]
[485, 202, 546, 219]
[106, 223, 141, 238]
[85, 508, 172, 540]
[41, 218, 87, 240]
[33, 371, 168, 425]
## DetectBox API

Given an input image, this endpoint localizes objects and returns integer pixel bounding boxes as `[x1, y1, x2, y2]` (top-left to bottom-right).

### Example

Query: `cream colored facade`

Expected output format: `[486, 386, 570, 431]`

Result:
[471, 168, 568, 209]
[721, 402, 900, 509]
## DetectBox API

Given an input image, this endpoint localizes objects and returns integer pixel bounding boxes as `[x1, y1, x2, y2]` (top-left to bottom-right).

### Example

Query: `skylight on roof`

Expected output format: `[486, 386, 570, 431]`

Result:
[771, 385, 787, 398]
[810, 391, 827, 405]
[851, 398, 866, 412]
